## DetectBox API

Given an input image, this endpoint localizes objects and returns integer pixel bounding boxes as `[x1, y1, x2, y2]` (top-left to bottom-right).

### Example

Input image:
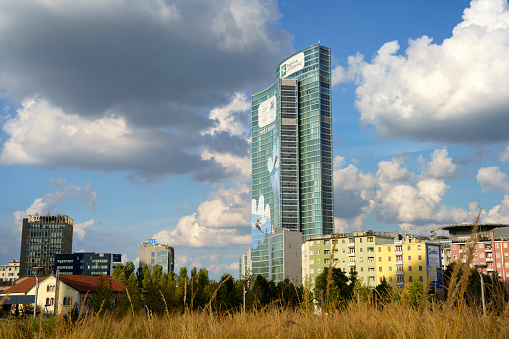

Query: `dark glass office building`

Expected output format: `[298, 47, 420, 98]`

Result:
[54, 252, 122, 276]
[20, 214, 74, 277]
[250, 44, 333, 281]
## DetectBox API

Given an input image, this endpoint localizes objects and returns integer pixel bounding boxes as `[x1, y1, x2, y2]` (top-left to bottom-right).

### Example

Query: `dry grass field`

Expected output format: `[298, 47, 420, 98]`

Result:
[1, 300, 509, 339]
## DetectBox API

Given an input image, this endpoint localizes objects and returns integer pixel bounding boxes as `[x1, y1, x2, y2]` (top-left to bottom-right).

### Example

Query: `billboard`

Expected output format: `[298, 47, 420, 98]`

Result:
[280, 52, 304, 78]
[258, 96, 276, 128]
[426, 244, 443, 289]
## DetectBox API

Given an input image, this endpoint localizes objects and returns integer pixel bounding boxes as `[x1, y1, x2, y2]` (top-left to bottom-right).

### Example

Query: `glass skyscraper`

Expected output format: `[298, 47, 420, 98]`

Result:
[250, 43, 333, 281]
[20, 214, 74, 277]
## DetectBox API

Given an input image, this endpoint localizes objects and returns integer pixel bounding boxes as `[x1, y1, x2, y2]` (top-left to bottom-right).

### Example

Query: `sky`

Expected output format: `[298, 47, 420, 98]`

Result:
[1, 0, 509, 281]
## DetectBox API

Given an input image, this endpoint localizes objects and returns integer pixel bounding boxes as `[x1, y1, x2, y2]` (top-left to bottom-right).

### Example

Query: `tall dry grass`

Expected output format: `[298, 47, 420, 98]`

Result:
[1, 300, 508, 339]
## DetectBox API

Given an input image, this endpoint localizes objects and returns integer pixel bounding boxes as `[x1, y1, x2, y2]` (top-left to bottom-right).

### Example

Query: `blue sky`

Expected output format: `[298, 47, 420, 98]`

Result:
[1, 0, 509, 280]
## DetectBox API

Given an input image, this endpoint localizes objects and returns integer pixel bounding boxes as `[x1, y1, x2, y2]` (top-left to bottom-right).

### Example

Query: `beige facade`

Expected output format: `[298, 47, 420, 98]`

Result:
[0, 260, 20, 283]
[302, 231, 394, 288]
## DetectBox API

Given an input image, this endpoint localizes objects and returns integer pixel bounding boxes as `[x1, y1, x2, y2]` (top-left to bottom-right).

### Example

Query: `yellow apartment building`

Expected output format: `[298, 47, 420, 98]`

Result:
[376, 238, 443, 291]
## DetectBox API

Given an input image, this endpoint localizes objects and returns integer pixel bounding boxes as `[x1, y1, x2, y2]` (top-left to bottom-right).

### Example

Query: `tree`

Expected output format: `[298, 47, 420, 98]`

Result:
[314, 268, 356, 308]
[373, 277, 392, 306]
[87, 277, 115, 314]
[402, 280, 423, 308]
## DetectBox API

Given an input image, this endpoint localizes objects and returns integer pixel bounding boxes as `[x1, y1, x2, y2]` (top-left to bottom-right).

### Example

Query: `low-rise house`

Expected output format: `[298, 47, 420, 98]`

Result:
[0, 274, 125, 314]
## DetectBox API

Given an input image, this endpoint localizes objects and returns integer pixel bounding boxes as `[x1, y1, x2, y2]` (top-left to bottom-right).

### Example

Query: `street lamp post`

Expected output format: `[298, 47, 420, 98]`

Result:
[32, 267, 44, 317]
[355, 288, 362, 308]
[240, 279, 248, 313]
[142, 290, 149, 319]
[474, 263, 487, 318]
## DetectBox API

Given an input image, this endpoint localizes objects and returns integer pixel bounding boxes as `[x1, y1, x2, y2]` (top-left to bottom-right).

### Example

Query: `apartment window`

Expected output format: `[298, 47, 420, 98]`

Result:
[453, 254, 457, 259]
[310, 268, 314, 274]
[388, 247, 391, 252]
[496, 243, 500, 248]
[310, 259, 314, 265]
[389, 266, 392, 272]
[317, 259, 320, 264]
[343, 249, 345, 253]
[504, 243, 508, 248]
[379, 267, 382, 272]
[151, 259, 155, 264]
[418, 255, 422, 261]
[360, 267, 364, 272]
[151, 252, 155, 257]
[324, 250, 330, 255]
[417, 245, 421, 250]
[419, 276, 423, 282]
[407, 246, 411, 251]
[388, 256, 391, 262]
[378, 257, 382, 262]
[310, 241, 313, 247]
[408, 266, 412, 272]
[453, 245, 457, 250]
[325, 240, 329, 245]
[479, 243, 484, 249]
[324, 259, 330, 264]
[359, 238, 363, 243]
[368, 237, 373, 242]
[317, 250, 321, 255]
[408, 256, 412, 261]
[342, 240, 345, 244]
[389, 277, 393, 282]
[317, 268, 321, 273]
[409, 276, 413, 283]
[360, 248, 363, 252]
[310, 250, 314, 255]
[419, 266, 423, 271]
[480, 253, 484, 258]
[378, 247, 381, 252]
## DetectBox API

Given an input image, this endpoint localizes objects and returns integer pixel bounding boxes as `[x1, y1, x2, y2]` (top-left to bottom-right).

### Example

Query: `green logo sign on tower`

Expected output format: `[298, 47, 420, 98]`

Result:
[280, 64, 286, 77]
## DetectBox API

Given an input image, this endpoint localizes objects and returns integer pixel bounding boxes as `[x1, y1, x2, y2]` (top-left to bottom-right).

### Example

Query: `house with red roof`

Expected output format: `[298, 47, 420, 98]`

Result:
[0, 274, 125, 314]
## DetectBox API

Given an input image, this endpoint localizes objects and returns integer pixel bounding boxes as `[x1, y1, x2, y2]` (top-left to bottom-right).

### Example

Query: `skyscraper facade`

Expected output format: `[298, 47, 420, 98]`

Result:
[250, 44, 333, 281]
[20, 214, 73, 277]
[139, 241, 175, 273]
[54, 252, 122, 276]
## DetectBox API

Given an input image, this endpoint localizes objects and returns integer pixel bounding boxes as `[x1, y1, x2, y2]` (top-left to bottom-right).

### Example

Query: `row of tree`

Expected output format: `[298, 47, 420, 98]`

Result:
[86, 261, 507, 316]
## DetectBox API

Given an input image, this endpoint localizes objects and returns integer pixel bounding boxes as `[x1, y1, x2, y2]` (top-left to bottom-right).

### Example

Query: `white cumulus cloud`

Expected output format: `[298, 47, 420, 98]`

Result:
[335, 0, 509, 144]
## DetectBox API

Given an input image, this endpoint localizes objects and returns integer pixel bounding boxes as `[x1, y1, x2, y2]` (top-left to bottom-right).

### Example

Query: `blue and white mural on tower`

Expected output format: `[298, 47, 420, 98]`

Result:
[268, 138, 280, 195]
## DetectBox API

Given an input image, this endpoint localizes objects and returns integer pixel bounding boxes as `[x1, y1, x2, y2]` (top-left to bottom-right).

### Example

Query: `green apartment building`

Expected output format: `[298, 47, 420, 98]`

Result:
[249, 43, 333, 283]
[302, 231, 394, 287]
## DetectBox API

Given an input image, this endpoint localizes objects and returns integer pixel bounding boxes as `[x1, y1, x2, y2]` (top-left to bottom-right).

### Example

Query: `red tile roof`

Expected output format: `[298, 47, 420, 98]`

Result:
[59, 275, 125, 292]
[0, 277, 36, 294]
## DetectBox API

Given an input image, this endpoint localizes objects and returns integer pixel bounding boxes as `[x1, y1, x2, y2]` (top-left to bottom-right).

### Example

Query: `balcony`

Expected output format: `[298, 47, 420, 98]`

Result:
[395, 260, 403, 266]
[394, 249, 403, 255]
[395, 271, 404, 276]
[348, 261, 356, 266]
[486, 257, 493, 262]
[348, 252, 356, 257]
[396, 281, 404, 286]
[487, 267, 494, 272]
[485, 246, 492, 252]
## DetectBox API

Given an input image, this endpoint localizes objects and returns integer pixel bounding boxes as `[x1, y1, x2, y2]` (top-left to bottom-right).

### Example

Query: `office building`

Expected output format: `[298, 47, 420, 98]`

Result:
[249, 43, 333, 282]
[20, 214, 73, 277]
[139, 241, 174, 273]
[302, 231, 394, 288]
[376, 239, 443, 291]
[54, 252, 122, 276]
[0, 260, 20, 284]
[239, 249, 252, 279]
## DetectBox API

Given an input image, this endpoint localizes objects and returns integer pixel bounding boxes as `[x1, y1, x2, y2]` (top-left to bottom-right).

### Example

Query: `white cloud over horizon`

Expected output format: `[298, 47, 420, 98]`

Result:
[333, 0, 509, 144]
[12, 179, 97, 235]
